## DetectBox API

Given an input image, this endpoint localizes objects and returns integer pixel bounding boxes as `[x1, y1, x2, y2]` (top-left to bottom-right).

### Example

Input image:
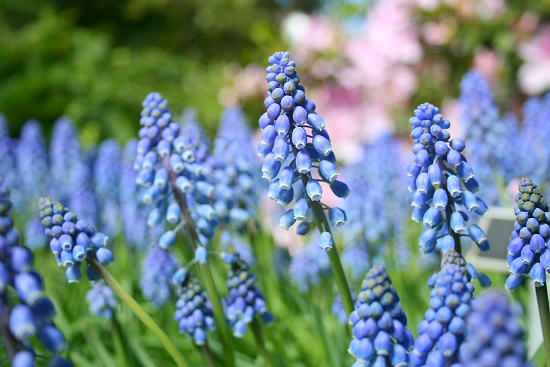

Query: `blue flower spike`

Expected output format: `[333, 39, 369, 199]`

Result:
[506, 177, 550, 291]
[408, 102, 490, 255]
[0, 177, 72, 366]
[454, 291, 533, 367]
[348, 264, 413, 367]
[223, 253, 273, 338]
[38, 197, 114, 282]
[172, 269, 215, 346]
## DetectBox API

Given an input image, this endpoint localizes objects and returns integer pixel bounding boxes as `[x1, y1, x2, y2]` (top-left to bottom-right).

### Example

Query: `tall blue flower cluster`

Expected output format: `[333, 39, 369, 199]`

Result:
[86, 281, 118, 319]
[210, 107, 263, 230]
[408, 102, 489, 254]
[140, 245, 180, 308]
[288, 234, 331, 292]
[348, 264, 413, 367]
[37, 197, 114, 282]
[0, 176, 72, 366]
[409, 262, 474, 367]
[172, 269, 215, 345]
[341, 136, 410, 279]
[16, 120, 49, 214]
[454, 291, 532, 367]
[134, 94, 218, 250]
[458, 71, 516, 206]
[506, 177, 550, 291]
[119, 139, 149, 251]
[93, 139, 122, 237]
[0, 119, 22, 213]
[260, 51, 349, 247]
[223, 253, 274, 337]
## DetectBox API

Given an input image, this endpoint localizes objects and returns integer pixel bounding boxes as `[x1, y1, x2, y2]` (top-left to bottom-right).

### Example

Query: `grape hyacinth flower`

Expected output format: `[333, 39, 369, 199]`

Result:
[348, 264, 413, 367]
[37, 197, 115, 282]
[140, 245, 180, 308]
[94, 139, 122, 237]
[220, 231, 256, 269]
[172, 269, 215, 346]
[223, 253, 274, 337]
[408, 102, 490, 255]
[119, 139, 148, 251]
[0, 176, 72, 365]
[409, 262, 474, 367]
[86, 281, 118, 319]
[16, 120, 49, 213]
[506, 177, 550, 291]
[210, 107, 263, 231]
[341, 137, 410, 278]
[261, 51, 354, 316]
[453, 291, 533, 367]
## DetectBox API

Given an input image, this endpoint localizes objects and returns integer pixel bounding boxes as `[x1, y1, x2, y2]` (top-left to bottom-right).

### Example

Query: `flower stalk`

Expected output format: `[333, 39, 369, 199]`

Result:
[536, 284, 550, 367]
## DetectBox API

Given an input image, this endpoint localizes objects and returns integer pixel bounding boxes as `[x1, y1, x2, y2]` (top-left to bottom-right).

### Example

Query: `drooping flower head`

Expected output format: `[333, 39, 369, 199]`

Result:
[348, 264, 413, 367]
[37, 197, 114, 283]
[409, 262, 475, 367]
[172, 268, 215, 346]
[408, 102, 489, 254]
[455, 291, 533, 367]
[506, 177, 550, 291]
[0, 176, 72, 366]
[260, 51, 349, 249]
[222, 253, 274, 337]
[86, 281, 118, 319]
[210, 107, 263, 230]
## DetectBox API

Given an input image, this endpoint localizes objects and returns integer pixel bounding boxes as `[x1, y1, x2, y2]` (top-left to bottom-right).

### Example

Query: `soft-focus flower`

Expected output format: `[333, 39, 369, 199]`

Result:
[518, 26, 550, 95]
[86, 281, 118, 319]
[140, 245, 180, 308]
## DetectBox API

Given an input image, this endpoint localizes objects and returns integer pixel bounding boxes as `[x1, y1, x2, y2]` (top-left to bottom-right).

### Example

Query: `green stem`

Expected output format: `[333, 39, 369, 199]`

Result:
[251, 319, 275, 367]
[200, 342, 218, 367]
[87, 256, 190, 367]
[164, 156, 236, 367]
[535, 284, 550, 367]
[111, 314, 131, 367]
[287, 120, 354, 319]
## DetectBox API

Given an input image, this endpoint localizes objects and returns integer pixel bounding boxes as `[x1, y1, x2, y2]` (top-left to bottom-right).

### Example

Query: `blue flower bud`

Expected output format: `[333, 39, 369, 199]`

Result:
[330, 180, 350, 198]
[195, 246, 208, 264]
[423, 207, 443, 228]
[296, 221, 311, 236]
[457, 162, 474, 182]
[159, 230, 176, 249]
[328, 208, 346, 227]
[273, 137, 289, 162]
[419, 229, 437, 253]
[530, 263, 546, 287]
[318, 160, 339, 183]
[461, 191, 479, 211]
[280, 210, 296, 230]
[13, 351, 34, 367]
[260, 125, 277, 147]
[416, 172, 430, 194]
[293, 198, 309, 220]
[293, 106, 308, 124]
[318, 232, 334, 252]
[91, 232, 108, 248]
[72, 244, 87, 262]
[307, 114, 325, 131]
[312, 135, 332, 156]
[468, 225, 489, 250]
[505, 274, 523, 291]
[296, 150, 312, 174]
[433, 189, 448, 211]
[262, 153, 281, 179]
[37, 324, 67, 354]
[306, 179, 323, 201]
[96, 248, 114, 266]
[464, 177, 480, 193]
[279, 167, 295, 190]
[447, 175, 462, 198]
[275, 115, 290, 135]
[428, 164, 442, 185]
[9, 305, 36, 339]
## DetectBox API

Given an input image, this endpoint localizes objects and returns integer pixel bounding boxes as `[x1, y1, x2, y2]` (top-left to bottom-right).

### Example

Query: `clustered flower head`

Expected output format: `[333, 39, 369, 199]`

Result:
[86, 281, 118, 319]
[0, 176, 72, 366]
[341, 136, 410, 279]
[222, 253, 274, 337]
[260, 51, 349, 248]
[209, 107, 263, 230]
[506, 177, 550, 291]
[37, 197, 114, 282]
[428, 249, 491, 288]
[348, 264, 413, 367]
[140, 244, 181, 308]
[454, 291, 533, 367]
[172, 268, 215, 345]
[409, 261, 475, 367]
[134, 94, 218, 251]
[408, 102, 489, 254]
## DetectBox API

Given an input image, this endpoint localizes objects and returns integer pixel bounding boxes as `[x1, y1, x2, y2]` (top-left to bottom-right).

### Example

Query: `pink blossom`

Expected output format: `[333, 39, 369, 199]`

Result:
[518, 26, 550, 95]
[472, 47, 504, 83]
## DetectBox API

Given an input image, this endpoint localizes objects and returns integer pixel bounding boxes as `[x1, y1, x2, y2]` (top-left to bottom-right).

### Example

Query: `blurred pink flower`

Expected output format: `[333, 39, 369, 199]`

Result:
[283, 13, 338, 62]
[518, 26, 550, 95]
[421, 21, 455, 46]
[472, 47, 504, 82]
